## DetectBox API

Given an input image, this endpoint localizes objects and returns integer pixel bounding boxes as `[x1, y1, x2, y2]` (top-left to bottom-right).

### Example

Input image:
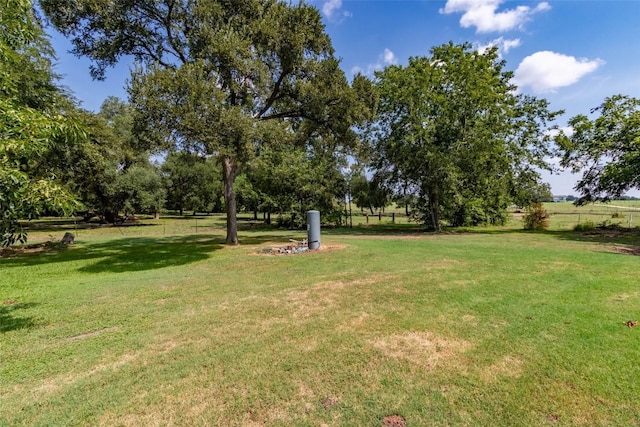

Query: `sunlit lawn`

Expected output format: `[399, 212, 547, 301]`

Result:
[2, 217, 640, 426]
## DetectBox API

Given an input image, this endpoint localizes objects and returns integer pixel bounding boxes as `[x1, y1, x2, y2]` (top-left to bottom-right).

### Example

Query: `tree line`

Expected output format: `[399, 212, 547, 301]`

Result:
[2, 0, 639, 246]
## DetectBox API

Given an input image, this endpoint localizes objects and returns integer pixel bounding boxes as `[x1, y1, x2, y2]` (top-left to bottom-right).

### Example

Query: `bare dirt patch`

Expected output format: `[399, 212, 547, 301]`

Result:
[383, 414, 406, 427]
[321, 396, 339, 409]
[371, 331, 472, 371]
[252, 243, 348, 256]
[610, 245, 640, 256]
[0, 242, 66, 257]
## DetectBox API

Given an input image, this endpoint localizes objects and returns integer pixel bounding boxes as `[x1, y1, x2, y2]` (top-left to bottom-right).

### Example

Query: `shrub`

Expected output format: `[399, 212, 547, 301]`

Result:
[611, 212, 623, 219]
[574, 221, 596, 231]
[523, 202, 550, 230]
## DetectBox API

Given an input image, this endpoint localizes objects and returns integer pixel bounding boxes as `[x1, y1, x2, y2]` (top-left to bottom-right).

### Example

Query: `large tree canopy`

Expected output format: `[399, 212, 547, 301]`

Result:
[41, 0, 369, 244]
[371, 43, 561, 230]
[558, 95, 640, 204]
[1, 0, 83, 246]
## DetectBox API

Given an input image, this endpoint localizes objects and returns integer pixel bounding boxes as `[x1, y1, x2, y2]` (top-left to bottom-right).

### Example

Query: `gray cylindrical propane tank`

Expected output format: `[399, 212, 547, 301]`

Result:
[307, 210, 320, 250]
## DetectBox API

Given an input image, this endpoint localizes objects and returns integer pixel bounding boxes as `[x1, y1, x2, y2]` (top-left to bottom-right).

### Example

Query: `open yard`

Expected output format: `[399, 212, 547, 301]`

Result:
[2, 214, 640, 426]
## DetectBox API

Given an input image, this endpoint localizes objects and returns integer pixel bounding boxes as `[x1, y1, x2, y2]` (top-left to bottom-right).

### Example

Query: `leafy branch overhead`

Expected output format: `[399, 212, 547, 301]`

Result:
[558, 95, 640, 204]
[1, 0, 84, 246]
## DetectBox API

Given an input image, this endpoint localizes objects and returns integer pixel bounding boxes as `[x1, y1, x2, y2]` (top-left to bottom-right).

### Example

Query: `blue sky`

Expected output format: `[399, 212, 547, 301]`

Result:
[47, 0, 640, 196]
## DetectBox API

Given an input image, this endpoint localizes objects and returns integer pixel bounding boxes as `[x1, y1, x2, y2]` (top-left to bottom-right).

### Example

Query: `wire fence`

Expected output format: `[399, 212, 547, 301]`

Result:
[18, 203, 640, 246]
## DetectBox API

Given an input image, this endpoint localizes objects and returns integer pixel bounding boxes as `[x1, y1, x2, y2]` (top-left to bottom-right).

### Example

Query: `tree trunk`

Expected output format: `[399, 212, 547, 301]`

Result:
[222, 156, 239, 244]
[429, 192, 441, 232]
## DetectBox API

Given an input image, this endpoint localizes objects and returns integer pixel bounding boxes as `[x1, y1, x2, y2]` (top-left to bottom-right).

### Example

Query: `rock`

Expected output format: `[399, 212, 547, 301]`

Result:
[60, 232, 75, 244]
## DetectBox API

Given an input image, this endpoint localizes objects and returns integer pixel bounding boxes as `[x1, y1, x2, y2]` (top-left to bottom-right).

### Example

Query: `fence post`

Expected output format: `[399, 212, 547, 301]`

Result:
[392, 213, 395, 223]
[366, 214, 369, 224]
[379, 212, 382, 221]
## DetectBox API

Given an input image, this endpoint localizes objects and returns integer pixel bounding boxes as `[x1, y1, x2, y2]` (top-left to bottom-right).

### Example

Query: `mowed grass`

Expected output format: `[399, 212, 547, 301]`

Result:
[2, 220, 640, 426]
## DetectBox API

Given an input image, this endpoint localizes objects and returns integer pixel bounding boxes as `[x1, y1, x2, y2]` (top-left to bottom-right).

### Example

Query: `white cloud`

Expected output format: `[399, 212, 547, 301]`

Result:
[476, 37, 521, 55]
[545, 126, 575, 139]
[351, 48, 398, 76]
[321, 0, 351, 22]
[351, 65, 365, 75]
[440, 0, 551, 33]
[382, 48, 397, 65]
[514, 51, 604, 93]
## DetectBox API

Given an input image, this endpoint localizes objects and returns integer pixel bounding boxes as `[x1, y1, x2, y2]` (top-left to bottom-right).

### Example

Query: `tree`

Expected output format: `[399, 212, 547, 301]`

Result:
[41, 0, 367, 244]
[349, 172, 390, 215]
[242, 142, 348, 227]
[162, 151, 222, 215]
[371, 43, 560, 230]
[1, 0, 83, 246]
[115, 162, 165, 219]
[42, 97, 162, 223]
[558, 95, 640, 204]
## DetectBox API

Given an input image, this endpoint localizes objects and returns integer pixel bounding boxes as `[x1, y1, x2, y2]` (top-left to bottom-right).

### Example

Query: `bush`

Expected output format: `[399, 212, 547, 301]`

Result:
[611, 212, 623, 219]
[574, 221, 596, 231]
[523, 202, 550, 230]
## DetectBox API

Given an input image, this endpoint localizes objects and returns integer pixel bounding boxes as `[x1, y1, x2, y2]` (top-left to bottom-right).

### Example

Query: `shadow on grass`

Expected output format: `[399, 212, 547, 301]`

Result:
[547, 227, 640, 249]
[0, 302, 38, 333]
[1, 235, 225, 273]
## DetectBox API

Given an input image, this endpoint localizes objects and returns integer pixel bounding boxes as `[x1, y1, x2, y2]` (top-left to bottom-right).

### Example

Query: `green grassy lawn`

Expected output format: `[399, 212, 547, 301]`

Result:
[2, 218, 640, 426]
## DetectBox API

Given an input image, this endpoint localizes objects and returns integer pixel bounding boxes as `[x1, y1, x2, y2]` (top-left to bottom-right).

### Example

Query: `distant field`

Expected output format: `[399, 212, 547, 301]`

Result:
[2, 217, 640, 426]
[543, 201, 640, 230]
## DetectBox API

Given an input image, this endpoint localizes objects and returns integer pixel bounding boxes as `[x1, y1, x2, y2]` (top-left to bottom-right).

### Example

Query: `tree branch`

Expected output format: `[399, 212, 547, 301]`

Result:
[255, 72, 287, 119]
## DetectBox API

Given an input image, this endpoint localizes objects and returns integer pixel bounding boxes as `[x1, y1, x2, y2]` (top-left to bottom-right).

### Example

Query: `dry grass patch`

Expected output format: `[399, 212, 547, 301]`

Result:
[371, 331, 472, 371]
[33, 352, 140, 397]
[609, 292, 640, 303]
[273, 273, 398, 320]
[480, 355, 524, 383]
[63, 326, 119, 342]
[424, 258, 465, 270]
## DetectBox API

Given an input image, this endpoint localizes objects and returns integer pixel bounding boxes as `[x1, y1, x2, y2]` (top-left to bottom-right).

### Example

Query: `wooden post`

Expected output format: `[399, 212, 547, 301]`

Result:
[379, 212, 382, 221]
[366, 214, 369, 224]
[392, 213, 395, 223]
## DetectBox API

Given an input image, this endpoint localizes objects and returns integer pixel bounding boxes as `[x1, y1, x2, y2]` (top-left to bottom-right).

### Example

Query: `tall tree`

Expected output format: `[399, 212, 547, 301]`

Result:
[41, 0, 366, 244]
[558, 95, 640, 204]
[0, 0, 83, 245]
[43, 97, 161, 223]
[243, 142, 348, 227]
[372, 43, 560, 230]
[162, 151, 222, 215]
